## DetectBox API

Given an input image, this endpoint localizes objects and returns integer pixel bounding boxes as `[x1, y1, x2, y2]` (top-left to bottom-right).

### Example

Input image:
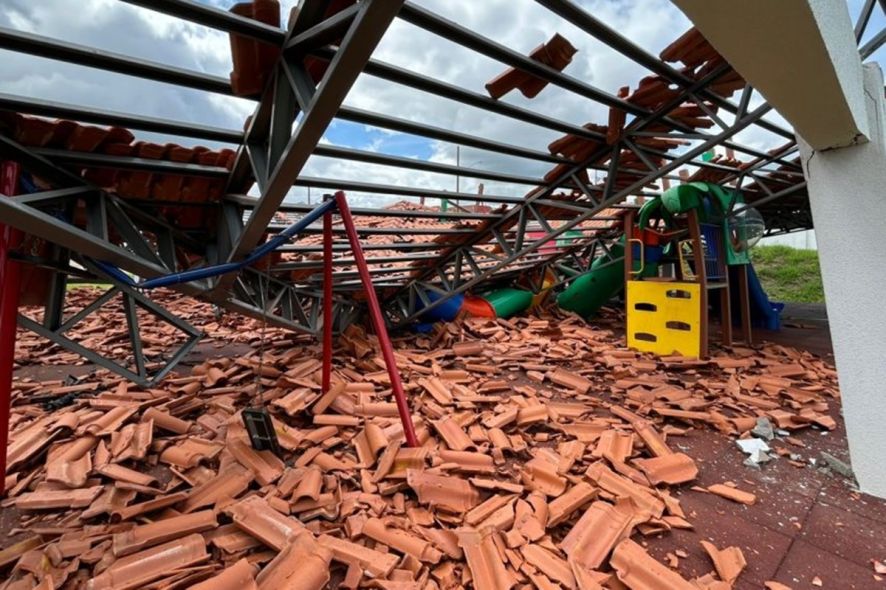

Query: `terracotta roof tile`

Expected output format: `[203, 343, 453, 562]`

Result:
[610, 538, 695, 590]
[546, 482, 597, 527]
[521, 543, 575, 588]
[706, 483, 757, 505]
[406, 469, 479, 513]
[457, 528, 518, 590]
[255, 531, 333, 590]
[362, 517, 443, 563]
[317, 534, 399, 579]
[87, 533, 209, 590]
[225, 495, 306, 550]
[560, 499, 635, 571]
[180, 464, 254, 513]
[634, 452, 698, 485]
[700, 540, 747, 585]
[17, 485, 104, 510]
[112, 509, 217, 556]
[188, 559, 257, 590]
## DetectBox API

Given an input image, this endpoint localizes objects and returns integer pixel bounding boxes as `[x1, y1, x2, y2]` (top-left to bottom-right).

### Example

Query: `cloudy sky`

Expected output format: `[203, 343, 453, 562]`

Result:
[2, 0, 885, 208]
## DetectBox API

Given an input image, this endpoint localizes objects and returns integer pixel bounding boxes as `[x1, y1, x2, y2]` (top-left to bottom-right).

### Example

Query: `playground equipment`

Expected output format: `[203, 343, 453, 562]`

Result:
[624, 182, 771, 357]
[419, 182, 778, 356]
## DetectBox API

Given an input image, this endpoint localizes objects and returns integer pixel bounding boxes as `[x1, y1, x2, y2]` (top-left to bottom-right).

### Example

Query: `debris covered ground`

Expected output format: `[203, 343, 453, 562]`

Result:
[2, 289, 885, 589]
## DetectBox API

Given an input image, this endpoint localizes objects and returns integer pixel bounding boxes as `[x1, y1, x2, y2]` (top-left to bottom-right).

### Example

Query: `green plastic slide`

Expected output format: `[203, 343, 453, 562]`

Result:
[556, 238, 660, 319]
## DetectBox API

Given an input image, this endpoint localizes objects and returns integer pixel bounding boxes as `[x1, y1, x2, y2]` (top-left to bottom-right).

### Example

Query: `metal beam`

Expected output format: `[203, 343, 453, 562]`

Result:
[398, 2, 648, 117]
[391, 103, 774, 325]
[231, 0, 405, 260]
[337, 106, 568, 164]
[534, 0, 796, 142]
[313, 144, 546, 186]
[0, 26, 232, 95]
[119, 0, 286, 44]
[32, 148, 229, 177]
[0, 92, 242, 144]
[312, 47, 604, 141]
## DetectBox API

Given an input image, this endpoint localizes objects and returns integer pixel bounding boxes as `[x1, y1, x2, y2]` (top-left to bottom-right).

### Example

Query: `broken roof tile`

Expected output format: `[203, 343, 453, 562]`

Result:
[610, 538, 695, 590]
[112, 509, 217, 556]
[255, 531, 332, 590]
[225, 495, 306, 550]
[457, 528, 518, 590]
[406, 469, 479, 513]
[88, 533, 209, 590]
[700, 540, 747, 585]
[634, 452, 698, 486]
[706, 484, 757, 505]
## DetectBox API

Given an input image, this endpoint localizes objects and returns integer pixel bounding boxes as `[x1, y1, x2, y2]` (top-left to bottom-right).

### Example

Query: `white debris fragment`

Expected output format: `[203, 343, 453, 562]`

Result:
[736, 437, 772, 465]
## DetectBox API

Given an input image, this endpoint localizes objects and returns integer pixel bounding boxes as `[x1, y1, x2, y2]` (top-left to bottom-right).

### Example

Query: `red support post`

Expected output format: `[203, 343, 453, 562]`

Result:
[0, 161, 23, 496]
[334, 191, 419, 447]
[321, 206, 333, 393]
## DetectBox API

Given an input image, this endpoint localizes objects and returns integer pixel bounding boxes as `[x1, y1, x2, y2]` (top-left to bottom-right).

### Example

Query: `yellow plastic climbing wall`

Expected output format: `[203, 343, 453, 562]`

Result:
[626, 280, 702, 357]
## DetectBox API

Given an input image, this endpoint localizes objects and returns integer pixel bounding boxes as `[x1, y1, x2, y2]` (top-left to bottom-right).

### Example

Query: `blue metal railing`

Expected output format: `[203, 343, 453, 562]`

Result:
[90, 197, 337, 289]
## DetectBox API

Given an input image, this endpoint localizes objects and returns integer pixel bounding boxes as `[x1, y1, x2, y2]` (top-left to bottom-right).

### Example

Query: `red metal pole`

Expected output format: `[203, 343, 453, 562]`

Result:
[334, 191, 419, 447]
[322, 206, 333, 393]
[0, 161, 23, 496]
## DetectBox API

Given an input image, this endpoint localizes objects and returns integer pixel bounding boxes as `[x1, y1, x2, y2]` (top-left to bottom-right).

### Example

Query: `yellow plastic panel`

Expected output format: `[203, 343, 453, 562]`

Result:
[626, 280, 701, 358]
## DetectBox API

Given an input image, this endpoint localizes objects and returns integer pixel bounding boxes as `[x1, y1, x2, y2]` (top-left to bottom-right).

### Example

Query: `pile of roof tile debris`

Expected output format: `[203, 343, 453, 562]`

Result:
[2, 288, 839, 589]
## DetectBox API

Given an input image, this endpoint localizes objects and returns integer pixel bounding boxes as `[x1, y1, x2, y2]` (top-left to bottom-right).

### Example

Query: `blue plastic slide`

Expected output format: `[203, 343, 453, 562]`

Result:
[732, 263, 783, 331]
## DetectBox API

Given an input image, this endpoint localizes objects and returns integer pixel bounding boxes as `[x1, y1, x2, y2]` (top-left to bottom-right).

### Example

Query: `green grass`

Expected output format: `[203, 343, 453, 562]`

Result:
[66, 282, 111, 291]
[750, 244, 824, 303]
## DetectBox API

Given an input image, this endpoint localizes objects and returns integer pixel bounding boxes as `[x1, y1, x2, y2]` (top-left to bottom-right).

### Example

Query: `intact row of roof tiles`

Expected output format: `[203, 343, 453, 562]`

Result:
[2, 286, 841, 589]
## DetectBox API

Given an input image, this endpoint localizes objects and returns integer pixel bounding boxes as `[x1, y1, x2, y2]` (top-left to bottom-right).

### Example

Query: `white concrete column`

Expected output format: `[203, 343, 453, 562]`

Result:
[798, 63, 886, 497]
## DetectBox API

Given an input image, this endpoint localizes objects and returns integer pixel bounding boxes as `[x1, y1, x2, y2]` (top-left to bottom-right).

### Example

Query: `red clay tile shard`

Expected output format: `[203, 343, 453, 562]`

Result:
[549, 368, 592, 393]
[362, 517, 443, 563]
[585, 463, 664, 520]
[112, 491, 188, 522]
[438, 449, 495, 473]
[318, 534, 399, 579]
[96, 463, 156, 487]
[45, 436, 95, 488]
[17, 485, 103, 510]
[112, 509, 218, 556]
[226, 495, 305, 550]
[452, 341, 485, 356]
[256, 530, 333, 590]
[706, 484, 757, 505]
[189, 558, 257, 590]
[457, 528, 518, 590]
[633, 452, 698, 485]
[546, 482, 597, 527]
[610, 538, 696, 590]
[227, 436, 285, 485]
[87, 533, 209, 590]
[465, 493, 516, 527]
[560, 499, 635, 571]
[353, 423, 388, 467]
[292, 466, 323, 502]
[432, 417, 474, 451]
[522, 543, 576, 588]
[522, 455, 567, 497]
[180, 464, 254, 513]
[159, 438, 223, 469]
[485, 33, 578, 99]
[700, 540, 747, 585]
[407, 469, 480, 512]
[593, 430, 634, 465]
